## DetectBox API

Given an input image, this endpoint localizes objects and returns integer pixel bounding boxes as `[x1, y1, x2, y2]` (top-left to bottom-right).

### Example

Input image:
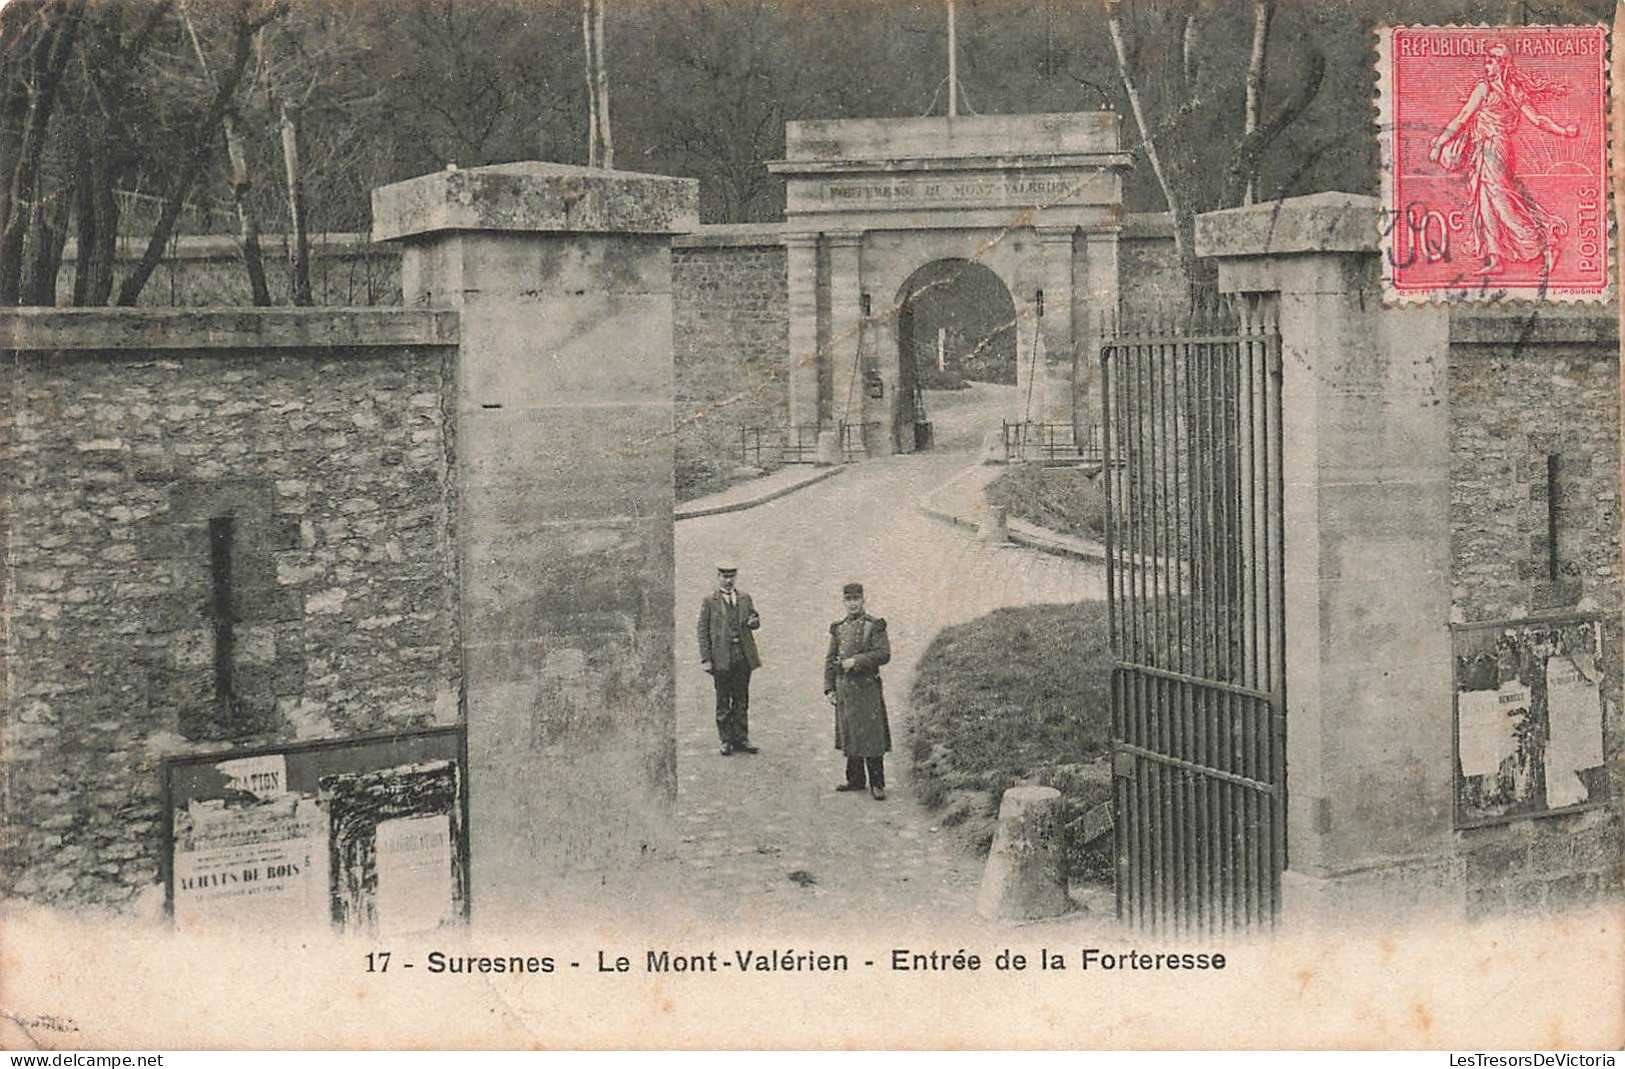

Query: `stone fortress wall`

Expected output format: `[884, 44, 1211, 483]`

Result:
[85, 215, 1174, 499]
[1197, 193, 1621, 925]
[62, 216, 1181, 501]
[4, 180, 1618, 926]
[1447, 314, 1622, 917]
[1, 310, 463, 908]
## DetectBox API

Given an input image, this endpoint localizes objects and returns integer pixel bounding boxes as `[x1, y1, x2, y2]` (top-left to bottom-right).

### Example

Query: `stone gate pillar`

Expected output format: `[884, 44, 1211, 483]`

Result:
[1195, 193, 1460, 925]
[373, 162, 698, 920]
[785, 232, 820, 428]
[1035, 225, 1078, 425]
[1077, 228, 1122, 430]
[825, 233, 865, 431]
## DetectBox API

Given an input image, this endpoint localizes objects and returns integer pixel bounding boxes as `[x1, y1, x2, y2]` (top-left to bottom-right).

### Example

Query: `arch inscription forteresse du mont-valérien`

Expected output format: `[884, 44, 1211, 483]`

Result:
[766, 112, 1131, 454]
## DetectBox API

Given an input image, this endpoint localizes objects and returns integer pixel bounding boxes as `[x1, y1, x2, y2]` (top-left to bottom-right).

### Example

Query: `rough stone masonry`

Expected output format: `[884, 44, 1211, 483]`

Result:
[1448, 312, 1623, 918]
[0, 309, 462, 909]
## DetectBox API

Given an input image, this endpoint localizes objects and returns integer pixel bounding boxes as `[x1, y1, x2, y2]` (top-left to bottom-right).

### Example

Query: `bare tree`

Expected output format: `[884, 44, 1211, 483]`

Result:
[593, 0, 612, 167]
[379, 0, 564, 171]
[224, 110, 272, 304]
[61, 1, 171, 306]
[619, 0, 803, 221]
[582, 0, 613, 167]
[1242, 0, 1273, 204]
[1101, 0, 1324, 295]
[0, 0, 86, 305]
[581, 0, 599, 165]
[245, 2, 389, 304]
[277, 101, 311, 303]
[180, 2, 271, 304]
[116, 0, 287, 306]
[1221, 46, 1325, 208]
[1104, 0, 1186, 264]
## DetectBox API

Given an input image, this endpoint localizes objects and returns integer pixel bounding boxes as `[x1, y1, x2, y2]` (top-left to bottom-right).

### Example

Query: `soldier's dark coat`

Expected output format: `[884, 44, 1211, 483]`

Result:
[824, 613, 891, 757]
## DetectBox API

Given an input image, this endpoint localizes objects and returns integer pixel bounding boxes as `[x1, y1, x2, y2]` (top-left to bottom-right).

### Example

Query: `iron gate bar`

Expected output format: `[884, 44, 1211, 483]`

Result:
[1163, 325, 1179, 930]
[1176, 328, 1189, 929]
[1171, 329, 1194, 932]
[1266, 310, 1289, 906]
[1249, 318, 1263, 927]
[1149, 329, 1163, 929]
[1102, 322, 1121, 922]
[1224, 312, 1244, 930]
[1200, 334, 1219, 930]
[1181, 331, 1198, 930]
[1211, 327, 1230, 932]
[1102, 300, 1286, 934]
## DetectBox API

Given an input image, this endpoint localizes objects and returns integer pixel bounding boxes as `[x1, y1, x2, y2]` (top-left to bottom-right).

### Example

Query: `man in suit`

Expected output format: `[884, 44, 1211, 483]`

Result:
[824, 581, 892, 800]
[697, 561, 762, 756]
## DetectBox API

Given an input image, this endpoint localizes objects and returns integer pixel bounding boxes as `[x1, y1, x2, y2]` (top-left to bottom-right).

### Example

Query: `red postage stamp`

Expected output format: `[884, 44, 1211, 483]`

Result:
[1378, 25, 1609, 302]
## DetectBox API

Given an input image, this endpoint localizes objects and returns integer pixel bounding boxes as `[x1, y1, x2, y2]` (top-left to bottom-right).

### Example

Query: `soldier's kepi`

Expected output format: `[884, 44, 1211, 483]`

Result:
[824, 580, 892, 800]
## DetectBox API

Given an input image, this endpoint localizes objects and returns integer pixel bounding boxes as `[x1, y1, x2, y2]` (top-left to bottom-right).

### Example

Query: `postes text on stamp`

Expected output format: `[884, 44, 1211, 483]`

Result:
[1378, 25, 1608, 302]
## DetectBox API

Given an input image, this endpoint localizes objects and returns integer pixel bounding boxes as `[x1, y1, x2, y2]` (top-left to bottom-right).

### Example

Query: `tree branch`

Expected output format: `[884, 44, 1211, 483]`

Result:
[1104, 0, 1186, 267]
[0, 0, 86, 305]
[1242, 0, 1275, 204]
[117, 0, 287, 305]
[1222, 45, 1325, 209]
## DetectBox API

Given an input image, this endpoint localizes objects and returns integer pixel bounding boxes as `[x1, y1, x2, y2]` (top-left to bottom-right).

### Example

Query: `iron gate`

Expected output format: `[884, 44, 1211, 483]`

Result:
[1100, 300, 1287, 932]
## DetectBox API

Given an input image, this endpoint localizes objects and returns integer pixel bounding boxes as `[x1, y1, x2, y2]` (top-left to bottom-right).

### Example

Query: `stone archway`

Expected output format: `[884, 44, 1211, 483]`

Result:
[897, 258, 1018, 386]
[894, 258, 1017, 452]
[770, 113, 1130, 456]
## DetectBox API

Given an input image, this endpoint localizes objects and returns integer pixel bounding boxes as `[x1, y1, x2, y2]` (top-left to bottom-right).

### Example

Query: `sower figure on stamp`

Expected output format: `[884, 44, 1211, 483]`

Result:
[698, 560, 761, 756]
[1428, 42, 1579, 277]
[825, 581, 891, 800]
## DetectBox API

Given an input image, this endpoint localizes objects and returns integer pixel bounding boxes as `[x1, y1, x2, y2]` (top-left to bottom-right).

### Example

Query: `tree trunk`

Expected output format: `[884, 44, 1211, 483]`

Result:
[1182, 11, 1200, 92]
[593, 0, 612, 169]
[0, 9, 38, 275]
[222, 112, 271, 305]
[1104, 1, 1187, 271]
[581, 0, 599, 166]
[22, 178, 71, 306]
[0, 0, 84, 305]
[71, 134, 95, 306]
[87, 150, 121, 307]
[278, 104, 311, 305]
[1243, 0, 1274, 205]
[72, 136, 121, 306]
[1222, 47, 1324, 209]
[69, 0, 167, 304]
[1166, 10, 1190, 107]
[117, 3, 275, 306]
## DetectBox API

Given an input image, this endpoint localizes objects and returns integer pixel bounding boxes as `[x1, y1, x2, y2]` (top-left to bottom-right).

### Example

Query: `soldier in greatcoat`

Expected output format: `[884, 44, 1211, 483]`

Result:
[824, 581, 892, 800]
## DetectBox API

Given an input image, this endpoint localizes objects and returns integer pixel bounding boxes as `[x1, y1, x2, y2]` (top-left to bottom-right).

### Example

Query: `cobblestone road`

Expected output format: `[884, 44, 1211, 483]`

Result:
[668, 449, 1108, 935]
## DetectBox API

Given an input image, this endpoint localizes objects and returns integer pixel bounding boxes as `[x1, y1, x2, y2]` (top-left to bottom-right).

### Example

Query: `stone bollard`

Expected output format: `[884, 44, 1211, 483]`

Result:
[816, 428, 842, 467]
[976, 785, 1073, 922]
[979, 428, 1008, 464]
[978, 503, 1011, 544]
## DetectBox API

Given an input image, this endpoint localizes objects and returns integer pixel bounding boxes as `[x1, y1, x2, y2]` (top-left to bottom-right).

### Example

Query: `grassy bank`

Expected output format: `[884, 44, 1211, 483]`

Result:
[907, 601, 1114, 883]
[985, 463, 1108, 542]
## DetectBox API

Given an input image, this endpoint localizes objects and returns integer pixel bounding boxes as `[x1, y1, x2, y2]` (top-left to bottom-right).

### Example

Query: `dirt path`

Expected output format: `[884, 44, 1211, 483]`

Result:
[664, 447, 1107, 934]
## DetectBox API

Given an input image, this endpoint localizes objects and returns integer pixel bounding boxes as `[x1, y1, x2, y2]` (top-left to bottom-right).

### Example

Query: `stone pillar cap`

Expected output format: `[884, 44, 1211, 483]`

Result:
[373, 161, 699, 243]
[1194, 192, 1380, 260]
